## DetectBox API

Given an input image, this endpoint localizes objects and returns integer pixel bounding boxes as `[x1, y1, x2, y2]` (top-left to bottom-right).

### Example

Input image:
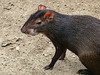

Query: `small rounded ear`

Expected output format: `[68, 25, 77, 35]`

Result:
[38, 5, 46, 11]
[44, 11, 54, 21]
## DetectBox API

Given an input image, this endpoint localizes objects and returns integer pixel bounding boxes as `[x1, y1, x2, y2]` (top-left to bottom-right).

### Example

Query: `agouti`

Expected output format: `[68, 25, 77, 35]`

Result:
[21, 5, 100, 75]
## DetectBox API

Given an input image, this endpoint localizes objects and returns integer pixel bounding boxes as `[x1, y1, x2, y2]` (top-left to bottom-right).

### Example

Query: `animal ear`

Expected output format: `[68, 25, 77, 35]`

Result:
[38, 5, 46, 11]
[44, 11, 54, 20]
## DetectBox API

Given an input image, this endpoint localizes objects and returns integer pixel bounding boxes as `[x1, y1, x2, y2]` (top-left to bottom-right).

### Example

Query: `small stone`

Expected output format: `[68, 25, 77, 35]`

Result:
[1, 43, 12, 47]
[16, 46, 19, 50]
[15, 37, 23, 42]
[43, 54, 48, 57]
[72, 55, 76, 58]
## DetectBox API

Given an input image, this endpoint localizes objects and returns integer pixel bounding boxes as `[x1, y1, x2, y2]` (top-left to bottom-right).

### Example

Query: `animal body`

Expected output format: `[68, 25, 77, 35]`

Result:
[21, 5, 100, 75]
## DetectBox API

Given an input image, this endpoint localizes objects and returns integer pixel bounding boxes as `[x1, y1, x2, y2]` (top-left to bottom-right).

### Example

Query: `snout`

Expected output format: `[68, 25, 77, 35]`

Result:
[21, 26, 26, 33]
[21, 26, 38, 36]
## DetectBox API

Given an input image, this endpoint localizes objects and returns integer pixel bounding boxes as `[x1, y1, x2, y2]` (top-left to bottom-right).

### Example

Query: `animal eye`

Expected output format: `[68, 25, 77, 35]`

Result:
[36, 22, 41, 24]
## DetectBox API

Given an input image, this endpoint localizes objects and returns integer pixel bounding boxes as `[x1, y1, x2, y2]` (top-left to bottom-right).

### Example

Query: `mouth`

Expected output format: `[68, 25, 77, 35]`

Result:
[21, 28, 38, 36]
[28, 29, 38, 36]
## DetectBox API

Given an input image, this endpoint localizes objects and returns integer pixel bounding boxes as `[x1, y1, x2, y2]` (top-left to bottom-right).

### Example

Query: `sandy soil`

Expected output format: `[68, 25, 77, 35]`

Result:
[0, 0, 100, 75]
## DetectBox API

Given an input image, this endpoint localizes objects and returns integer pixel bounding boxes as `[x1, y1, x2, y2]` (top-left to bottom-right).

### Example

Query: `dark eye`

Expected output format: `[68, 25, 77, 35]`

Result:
[36, 22, 41, 24]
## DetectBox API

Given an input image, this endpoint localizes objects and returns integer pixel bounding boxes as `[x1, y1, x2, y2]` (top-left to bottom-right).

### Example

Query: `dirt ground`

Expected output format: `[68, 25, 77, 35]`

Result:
[0, 0, 100, 75]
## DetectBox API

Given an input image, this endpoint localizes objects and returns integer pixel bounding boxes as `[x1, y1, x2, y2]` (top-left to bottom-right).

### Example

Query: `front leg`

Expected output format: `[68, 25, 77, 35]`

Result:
[44, 47, 65, 70]
[59, 49, 67, 60]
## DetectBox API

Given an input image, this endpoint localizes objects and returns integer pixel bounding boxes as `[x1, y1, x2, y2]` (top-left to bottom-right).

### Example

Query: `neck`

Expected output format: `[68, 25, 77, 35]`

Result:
[42, 13, 71, 40]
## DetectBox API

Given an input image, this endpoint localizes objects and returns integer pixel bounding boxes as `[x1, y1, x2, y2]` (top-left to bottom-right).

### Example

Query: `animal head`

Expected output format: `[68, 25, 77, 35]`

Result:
[21, 5, 55, 36]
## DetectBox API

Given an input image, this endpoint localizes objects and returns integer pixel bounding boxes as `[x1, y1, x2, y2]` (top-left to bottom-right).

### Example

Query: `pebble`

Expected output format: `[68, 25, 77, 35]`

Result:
[16, 46, 19, 50]
[72, 55, 76, 58]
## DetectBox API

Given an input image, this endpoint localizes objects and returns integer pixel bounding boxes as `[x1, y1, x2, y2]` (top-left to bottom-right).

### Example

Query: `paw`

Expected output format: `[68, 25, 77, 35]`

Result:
[77, 69, 92, 75]
[44, 65, 53, 70]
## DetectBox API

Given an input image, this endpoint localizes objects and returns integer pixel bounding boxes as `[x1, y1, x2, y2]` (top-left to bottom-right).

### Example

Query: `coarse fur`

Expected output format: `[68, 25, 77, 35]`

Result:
[21, 8, 100, 75]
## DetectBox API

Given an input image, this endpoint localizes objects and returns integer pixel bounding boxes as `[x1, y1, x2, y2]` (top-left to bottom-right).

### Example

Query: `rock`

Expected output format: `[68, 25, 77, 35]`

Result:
[1, 40, 12, 47]
[1, 42, 12, 47]
[16, 46, 20, 50]
[72, 55, 76, 58]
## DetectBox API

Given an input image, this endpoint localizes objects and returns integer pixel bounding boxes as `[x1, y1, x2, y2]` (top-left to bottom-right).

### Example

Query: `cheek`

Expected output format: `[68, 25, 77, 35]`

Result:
[34, 25, 40, 28]
[36, 25, 46, 32]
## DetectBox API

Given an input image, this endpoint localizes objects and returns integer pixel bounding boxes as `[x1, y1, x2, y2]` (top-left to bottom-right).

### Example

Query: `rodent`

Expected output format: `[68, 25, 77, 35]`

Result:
[21, 5, 100, 75]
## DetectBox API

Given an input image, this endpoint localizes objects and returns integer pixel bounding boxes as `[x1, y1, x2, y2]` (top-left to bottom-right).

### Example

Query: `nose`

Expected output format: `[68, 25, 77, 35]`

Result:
[21, 26, 26, 33]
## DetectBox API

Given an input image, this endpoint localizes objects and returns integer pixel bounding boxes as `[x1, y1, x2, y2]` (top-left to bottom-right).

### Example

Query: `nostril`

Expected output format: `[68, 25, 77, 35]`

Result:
[21, 27, 26, 33]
